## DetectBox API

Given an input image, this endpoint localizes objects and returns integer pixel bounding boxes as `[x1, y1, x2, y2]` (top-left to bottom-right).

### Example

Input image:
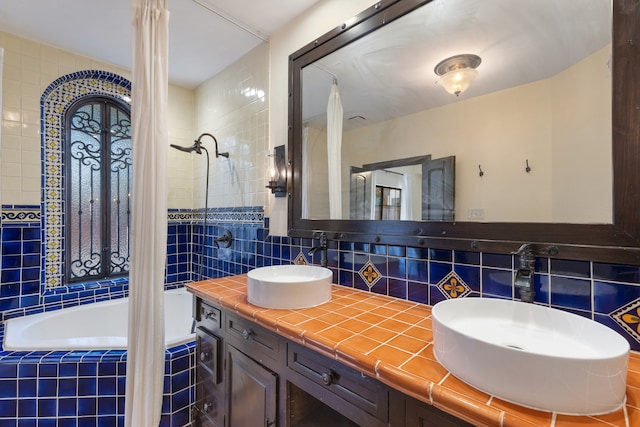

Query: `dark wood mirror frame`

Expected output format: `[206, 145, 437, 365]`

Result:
[288, 0, 640, 265]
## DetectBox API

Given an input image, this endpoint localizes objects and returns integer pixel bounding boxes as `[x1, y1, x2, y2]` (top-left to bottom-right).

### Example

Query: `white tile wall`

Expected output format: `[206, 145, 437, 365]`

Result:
[194, 43, 270, 210]
[168, 85, 196, 209]
[0, 31, 196, 208]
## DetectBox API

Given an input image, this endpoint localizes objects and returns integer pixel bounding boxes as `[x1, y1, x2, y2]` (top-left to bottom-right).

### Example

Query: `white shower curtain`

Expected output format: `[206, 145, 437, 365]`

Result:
[401, 173, 413, 220]
[302, 124, 309, 218]
[327, 82, 343, 219]
[125, 1, 169, 426]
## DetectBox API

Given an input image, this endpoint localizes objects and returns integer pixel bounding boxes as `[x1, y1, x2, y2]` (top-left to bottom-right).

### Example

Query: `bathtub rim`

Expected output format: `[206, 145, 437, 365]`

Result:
[2, 287, 195, 352]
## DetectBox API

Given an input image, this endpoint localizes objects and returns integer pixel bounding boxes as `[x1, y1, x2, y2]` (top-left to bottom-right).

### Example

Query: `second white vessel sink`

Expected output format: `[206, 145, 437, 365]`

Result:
[247, 265, 332, 309]
[432, 297, 630, 415]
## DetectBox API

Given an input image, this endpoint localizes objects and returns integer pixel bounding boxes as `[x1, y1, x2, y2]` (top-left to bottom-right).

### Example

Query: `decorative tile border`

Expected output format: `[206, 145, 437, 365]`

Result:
[193, 206, 265, 223]
[168, 206, 265, 224]
[1, 205, 40, 225]
[168, 209, 194, 223]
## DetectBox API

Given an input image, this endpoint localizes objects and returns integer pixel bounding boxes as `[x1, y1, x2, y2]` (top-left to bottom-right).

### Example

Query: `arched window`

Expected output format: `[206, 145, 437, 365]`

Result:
[65, 97, 132, 282]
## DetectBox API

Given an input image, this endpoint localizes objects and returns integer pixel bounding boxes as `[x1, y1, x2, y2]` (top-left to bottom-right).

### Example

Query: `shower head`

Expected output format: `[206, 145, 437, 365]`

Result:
[170, 141, 203, 155]
[169, 133, 229, 158]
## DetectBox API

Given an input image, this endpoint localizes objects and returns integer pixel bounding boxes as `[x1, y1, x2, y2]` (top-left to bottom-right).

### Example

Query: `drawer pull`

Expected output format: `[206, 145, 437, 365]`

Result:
[321, 372, 334, 386]
[200, 351, 210, 362]
[204, 310, 216, 320]
[242, 329, 254, 340]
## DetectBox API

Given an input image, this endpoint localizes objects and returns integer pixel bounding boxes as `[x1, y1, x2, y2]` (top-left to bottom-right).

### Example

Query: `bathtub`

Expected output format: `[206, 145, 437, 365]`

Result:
[3, 287, 195, 351]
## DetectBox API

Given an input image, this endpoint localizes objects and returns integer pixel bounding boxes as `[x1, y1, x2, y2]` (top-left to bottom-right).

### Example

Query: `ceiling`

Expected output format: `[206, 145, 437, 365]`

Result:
[0, 0, 322, 89]
[303, 0, 612, 130]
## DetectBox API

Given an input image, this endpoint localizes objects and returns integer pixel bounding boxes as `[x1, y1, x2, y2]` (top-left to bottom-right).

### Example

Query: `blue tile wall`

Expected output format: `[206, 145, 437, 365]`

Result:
[0, 207, 195, 323]
[1, 207, 41, 316]
[3, 201, 640, 426]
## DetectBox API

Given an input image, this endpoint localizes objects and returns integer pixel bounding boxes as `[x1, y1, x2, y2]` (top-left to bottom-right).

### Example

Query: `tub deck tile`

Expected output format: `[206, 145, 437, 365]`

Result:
[0, 287, 196, 427]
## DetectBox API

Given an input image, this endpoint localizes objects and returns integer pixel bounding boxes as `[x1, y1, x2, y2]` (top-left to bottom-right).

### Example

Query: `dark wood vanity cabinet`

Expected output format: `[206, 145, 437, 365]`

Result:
[226, 345, 278, 426]
[193, 297, 472, 427]
[194, 299, 283, 427]
[224, 311, 282, 426]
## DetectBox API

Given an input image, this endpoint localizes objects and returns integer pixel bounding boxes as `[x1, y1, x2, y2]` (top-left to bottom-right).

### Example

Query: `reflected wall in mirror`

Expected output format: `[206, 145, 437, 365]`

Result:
[300, 0, 612, 223]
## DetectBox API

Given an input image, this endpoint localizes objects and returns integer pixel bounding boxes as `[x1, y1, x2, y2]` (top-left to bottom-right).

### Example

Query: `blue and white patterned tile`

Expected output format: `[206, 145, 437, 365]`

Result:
[435, 270, 471, 299]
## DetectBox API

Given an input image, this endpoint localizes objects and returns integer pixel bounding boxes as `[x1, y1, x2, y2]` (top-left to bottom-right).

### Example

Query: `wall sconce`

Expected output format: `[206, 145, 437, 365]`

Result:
[266, 145, 287, 197]
[434, 54, 482, 97]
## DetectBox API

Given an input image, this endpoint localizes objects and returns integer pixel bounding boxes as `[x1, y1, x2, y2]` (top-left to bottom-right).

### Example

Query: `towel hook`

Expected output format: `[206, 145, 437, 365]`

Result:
[525, 159, 531, 173]
[478, 164, 484, 177]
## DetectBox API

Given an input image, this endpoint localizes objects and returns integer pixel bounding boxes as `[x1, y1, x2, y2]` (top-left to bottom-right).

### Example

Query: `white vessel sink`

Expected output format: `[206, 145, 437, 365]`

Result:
[247, 265, 332, 309]
[432, 298, 630, 415]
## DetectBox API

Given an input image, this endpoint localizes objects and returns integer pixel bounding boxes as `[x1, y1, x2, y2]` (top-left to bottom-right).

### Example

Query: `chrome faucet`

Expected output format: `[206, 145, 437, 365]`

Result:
[512, 243, 535, 303]
[308, 231, 328, 267]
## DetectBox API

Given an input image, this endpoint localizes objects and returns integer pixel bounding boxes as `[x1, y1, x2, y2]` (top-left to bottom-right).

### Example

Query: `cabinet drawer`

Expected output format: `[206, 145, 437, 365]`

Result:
[195, 366, 224, 427]
[225, 313, 281, 363]
[288, 342, 389, 422]
[196, 326, 222, 384]
[196, 299, 221, 332]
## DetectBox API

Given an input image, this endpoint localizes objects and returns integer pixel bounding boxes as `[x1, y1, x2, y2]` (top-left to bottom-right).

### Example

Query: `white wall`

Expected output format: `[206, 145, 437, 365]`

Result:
[0, 31, 195, 208]
[193, 43, 270, 210]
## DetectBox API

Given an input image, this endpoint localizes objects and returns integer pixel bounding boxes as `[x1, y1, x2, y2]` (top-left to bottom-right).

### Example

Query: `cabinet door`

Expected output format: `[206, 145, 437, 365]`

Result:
[227, 344, 278, 427]
[406, 398, 472, 427]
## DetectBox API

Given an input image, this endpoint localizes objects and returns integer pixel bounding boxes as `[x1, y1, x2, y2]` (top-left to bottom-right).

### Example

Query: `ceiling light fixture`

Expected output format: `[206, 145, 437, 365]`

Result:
[434, 54, 482, 97]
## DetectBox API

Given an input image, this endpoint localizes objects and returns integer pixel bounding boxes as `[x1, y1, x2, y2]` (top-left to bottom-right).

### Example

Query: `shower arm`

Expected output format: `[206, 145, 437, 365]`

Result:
[196, 133, 229, 158]
[169, 132, 229, 281]
[169, 132, 229, 158]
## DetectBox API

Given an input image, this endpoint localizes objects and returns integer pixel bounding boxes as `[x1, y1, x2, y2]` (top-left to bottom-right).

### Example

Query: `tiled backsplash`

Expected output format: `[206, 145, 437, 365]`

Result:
[2, 204, 640, 353]
[260, 236, 640, 352]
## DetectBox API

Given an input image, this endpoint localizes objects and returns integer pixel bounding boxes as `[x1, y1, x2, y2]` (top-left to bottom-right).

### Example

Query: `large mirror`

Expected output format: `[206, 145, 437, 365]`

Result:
[301, 0, 611, 223]
[288, 0, 640, 264]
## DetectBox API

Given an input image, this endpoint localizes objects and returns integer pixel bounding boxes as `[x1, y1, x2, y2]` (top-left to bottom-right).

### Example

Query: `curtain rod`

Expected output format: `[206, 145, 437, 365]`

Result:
[313, 63, 338, 84]
[192, 0, 268, 42]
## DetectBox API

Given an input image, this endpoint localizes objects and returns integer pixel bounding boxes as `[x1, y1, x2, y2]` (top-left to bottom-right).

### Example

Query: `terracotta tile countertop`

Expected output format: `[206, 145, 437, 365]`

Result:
[186, 275, 640, 427]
